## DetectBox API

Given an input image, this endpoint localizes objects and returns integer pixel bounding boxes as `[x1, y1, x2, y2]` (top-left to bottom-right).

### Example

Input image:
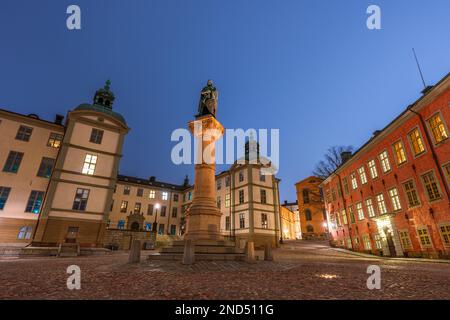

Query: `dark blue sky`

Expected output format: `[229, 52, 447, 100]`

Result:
[1, 0, 449, 201]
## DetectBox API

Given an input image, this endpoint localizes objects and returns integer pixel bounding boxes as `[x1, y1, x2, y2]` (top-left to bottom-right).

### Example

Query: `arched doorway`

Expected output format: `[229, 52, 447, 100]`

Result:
[130, 221, 140, 231]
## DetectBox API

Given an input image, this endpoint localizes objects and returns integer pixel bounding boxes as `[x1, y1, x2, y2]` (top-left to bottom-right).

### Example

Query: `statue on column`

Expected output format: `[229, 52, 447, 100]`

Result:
[197, 79, 218, 118]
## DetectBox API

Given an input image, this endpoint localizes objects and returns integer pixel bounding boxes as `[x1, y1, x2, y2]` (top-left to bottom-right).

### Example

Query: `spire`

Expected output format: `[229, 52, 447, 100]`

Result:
[93, 80, 115, 109]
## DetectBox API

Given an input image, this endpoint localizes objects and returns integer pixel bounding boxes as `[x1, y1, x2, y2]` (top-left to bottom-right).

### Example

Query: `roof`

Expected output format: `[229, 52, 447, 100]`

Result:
[117, 174, 189, 191]
[0, 108, 65, 128]
[75, 103, 127, 126]
[295, 176, 323, 186]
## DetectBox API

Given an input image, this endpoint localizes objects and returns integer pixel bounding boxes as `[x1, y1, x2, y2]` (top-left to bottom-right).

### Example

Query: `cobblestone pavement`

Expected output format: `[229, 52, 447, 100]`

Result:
[0, 240, 449, 300]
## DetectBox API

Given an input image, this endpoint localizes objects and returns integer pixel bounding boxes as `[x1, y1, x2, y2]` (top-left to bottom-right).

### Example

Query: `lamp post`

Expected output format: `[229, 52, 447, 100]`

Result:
[152, 203, 160, 237]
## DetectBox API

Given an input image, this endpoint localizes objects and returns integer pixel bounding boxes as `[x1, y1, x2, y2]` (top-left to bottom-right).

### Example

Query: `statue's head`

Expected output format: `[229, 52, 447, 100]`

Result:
[207, 79, 213, 86]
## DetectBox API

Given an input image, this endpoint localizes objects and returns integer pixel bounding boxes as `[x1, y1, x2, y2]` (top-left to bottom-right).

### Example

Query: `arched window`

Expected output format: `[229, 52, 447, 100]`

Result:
[306, 225, 314, 233]
[305, 209, 312, 221]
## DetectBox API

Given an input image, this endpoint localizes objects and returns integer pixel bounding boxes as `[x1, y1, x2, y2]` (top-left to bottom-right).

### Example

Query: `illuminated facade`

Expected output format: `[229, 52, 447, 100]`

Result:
[322, 73, 450, 258]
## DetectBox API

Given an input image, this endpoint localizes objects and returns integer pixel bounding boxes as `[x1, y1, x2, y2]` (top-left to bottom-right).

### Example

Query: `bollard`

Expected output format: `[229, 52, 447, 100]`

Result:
[246, 241, 256, 263]
[264, 243, 274, 261]
[128, 239, 141, 264]
[182, 239, 195, 265]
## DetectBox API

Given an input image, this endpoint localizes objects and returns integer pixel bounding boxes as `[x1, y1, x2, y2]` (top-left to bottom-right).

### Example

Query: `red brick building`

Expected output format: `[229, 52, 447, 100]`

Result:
[322, 72, 450, 259]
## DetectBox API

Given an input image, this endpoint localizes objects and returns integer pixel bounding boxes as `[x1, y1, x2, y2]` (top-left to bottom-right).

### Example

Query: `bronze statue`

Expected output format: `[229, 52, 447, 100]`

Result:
[197, 79, 218, 118]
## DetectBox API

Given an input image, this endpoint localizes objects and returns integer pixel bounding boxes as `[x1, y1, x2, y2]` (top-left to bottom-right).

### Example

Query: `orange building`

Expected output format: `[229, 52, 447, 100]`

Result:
[295, 176, 328, 239]
[322, 72, 450, 258]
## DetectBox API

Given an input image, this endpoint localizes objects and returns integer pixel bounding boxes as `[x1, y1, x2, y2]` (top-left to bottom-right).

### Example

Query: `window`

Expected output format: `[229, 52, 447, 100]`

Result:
[136, 188, 143, 197]
[47, 132, 63, 148]
[260, 189, 267, 204]
[358, 167, 368, 184]
[305, 209, 312, 221]
[399, 230, 412, 249]
[25, 191, 44, 214]
[362, 234, 372, 250]
[387, 188, 401, 211]
[348, 206, 355, 223]
[172, 207, 178, 218]
[89, 128, 104, 144]
[158, 224, 165, 235]
[160, 206, 167, 217]
[133, 202, 141, 214]
[239, 189, 244, 204]
[350, 173, 358, 190]
[123, 186, 130, 195]
[365, 198, 375, 217]
[417, 227, 432, 248]
[335, 211, 341, 226]
[368, 160, 378, 179]
[342, 178, 349, 194]
[393, 141, 407, 165]
[225, 194, 231, 208]
[421, 172, 441, 202]
[120, 201, 128, 213]
[0, 187, 11, 210]
[145, 223, 152, 231]
[261, 213, 268, 229]
[409, 128, 425, 156]
[331, 188, 336, 201]
[225, 216, 231, 231]
[444, 164, 450, 188]
[428, 113, 448, 144]
[356, 202, 364, 220]
[170, 225, 177, 235]
[72, 188, 89, 211]
[239, 213, 245, 228]
[403, 180, 420, 208]
[37, 157, 55, 178]
[379, 151, 391, 173]
[376, 194, 387, 214]
[82, 154, 97, 175]
[341, 209, 348, 225]
[149, 190, 155, 198]
[217, 179, 222, 190]
[302, 189, 310, 204]
[239, 171, 244, 182]
[16, 125, 33, 141]
[3, 151, 24, 173]
[225, 176, 230, 187]
[117, 220, 125, 229]
[17, 226, 33, 240]
[346, 238, 352, 249]
[217, 196, 221, 208]
[439, 223, 450, 247]
[173, 194, 179, 202]
[353, 237, 360, 246]
[188, 191, 192, 201]
[337, 183, 342, 198]
[374, 234, 383, 249]
[147, 204, 154, 215]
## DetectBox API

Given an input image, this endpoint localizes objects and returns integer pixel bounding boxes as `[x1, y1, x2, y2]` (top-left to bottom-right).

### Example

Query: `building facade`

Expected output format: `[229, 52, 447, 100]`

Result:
[322, 73, 450, 258]
[295, 176, 328, 239]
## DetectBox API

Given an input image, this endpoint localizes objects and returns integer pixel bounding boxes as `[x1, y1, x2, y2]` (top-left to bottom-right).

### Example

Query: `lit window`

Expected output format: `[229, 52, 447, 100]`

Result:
[0, 187, 11, 210]
[47, 132, 63, 148]
[374, 234, 383, 249]
[225, 193, 231, 208]
[379, 151, 391, 173]
[350, 173, 358, 190]
[417, 227, 432, 248]
[133, 202, 141, 214]
[362, 234, 372, 250]
[346, 238, 352, 249]
[3, 151, 24, 173]
[368, 160, 378, 179]
[428, 113, 448, 144]
[25, 190, 44, 214]
[403, 180, 420, 208]
[439, 223, 450, 247]
[348, 206, 355, 223]
[17, 226, 33, 240]
[356, 202, 364, 220]
[353, 237, 360, 246]
[261, 213, 268, 229]
[162, 192, 168, 200]
[149, 190, 155, 198]
[421, 171, 441, 202]
[358, 167, 368, 184]
[393, 141, 407, 165]
[82, 154, 97, 175]
[408, 128, 425, 156]
[376, 194, 387, 214]
[72, 188, 89, 211]
[388, 187, 402, 211]
[399, 230, 412, 249]
[89, 128, 104, 144]
[15, 125, 33, 142]
[365, 198, 375, 217]
[341, 209, 348, 225]
[37, 157, 55, 178]
[120, 201, 128, 213]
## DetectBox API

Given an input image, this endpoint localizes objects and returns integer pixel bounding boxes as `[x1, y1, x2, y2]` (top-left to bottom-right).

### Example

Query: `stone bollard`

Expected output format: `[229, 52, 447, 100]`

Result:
[246, 241, 256, 263]
[264, 243, 274, 261]
[182, 239, 195, 265]
[128, 239, 141, 264]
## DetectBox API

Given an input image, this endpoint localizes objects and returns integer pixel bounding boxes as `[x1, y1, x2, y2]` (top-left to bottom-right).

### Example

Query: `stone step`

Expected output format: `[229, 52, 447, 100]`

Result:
[171, 239, 236, 247]
[160, 246, 244, 254]
[148, 252, 246, 261]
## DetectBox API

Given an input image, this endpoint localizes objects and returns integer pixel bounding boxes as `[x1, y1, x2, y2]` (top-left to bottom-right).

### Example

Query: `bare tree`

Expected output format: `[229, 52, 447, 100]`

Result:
[313, 146, 354, 179]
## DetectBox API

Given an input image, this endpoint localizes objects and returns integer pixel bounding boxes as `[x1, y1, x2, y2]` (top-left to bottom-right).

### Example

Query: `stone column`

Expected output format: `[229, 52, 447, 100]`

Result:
[184, 114, 224, 240]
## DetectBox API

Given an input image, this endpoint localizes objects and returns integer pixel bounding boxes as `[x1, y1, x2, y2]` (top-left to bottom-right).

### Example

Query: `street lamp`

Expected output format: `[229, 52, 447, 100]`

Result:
[152, 203, 160, 235]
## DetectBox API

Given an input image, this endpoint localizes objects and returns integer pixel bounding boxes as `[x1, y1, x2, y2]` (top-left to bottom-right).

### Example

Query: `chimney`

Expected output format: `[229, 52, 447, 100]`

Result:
[341, 151, 352, 164]
[54, 114, 64, 125]
[149, 176, 156, 182]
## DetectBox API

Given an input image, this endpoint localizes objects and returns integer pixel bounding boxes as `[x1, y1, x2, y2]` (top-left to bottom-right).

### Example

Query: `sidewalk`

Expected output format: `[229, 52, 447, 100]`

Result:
[331, 247, 450, 264]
